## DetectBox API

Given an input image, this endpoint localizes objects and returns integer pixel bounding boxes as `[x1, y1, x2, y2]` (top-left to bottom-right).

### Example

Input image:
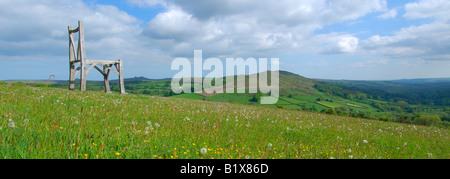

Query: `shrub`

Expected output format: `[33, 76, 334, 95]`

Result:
[396, 116, 412, 124]
[413, 115, 441, 126]
[326, 108, 337, 115]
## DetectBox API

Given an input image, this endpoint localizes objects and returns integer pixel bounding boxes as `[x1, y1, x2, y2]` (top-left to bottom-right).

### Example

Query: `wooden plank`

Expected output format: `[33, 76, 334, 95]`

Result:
[118, 59, 126, 94]
[93, 66, 104, 75]
[103, 66, 111, 93]
[69, 27, 80, 33]
[105, 66, 119, 75]
[86, 59, 119, 66]
[86, 63, 97, 76]
[78, 21, 87, 91]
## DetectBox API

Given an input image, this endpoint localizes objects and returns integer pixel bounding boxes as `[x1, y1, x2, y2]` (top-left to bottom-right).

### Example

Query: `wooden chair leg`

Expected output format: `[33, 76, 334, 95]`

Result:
[80, 63, 87, 91]
[103, 66, 111, 93]
[118, 59, 125, 94]
[69, 63, 76, 90]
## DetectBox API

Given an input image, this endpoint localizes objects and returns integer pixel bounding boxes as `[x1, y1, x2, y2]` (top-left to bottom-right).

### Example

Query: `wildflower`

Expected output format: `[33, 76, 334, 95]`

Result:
[428, 153, 433, 158]
[115, 127, 120, 131]
[349, 155, 353, 159]
[404, 142, 408, 146]
[155, 123, 160, 128]
[363, 140, 368, 144]
[347, 149, 352, 153]
[147, 121, 152, 125]
[92, 143, 97, 146]
[185, 117, 190, 121]
[24, 119, 29, 124]
[201, 148, 207, 154]
[115, 152, 121, 156]
[268, 143, 273, 147]
[74, 120, 79, 124]
[7, 119, 15, 128]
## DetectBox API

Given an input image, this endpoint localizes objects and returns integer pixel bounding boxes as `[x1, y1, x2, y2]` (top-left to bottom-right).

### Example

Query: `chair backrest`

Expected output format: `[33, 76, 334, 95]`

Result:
[68, 21, 86, 64]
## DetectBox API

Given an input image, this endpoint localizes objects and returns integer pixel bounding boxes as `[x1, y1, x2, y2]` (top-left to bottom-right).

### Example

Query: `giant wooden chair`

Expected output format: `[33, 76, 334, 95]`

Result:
[68, 20, 125, 94]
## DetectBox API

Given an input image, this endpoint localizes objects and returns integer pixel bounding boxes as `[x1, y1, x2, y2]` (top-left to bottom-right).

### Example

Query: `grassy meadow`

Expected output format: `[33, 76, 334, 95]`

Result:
[0, 83, 449, 159]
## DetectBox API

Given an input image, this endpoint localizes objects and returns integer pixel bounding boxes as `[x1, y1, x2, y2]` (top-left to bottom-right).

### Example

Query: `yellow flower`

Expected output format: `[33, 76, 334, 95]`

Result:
[92, 143, 97, 146]
[72, 143, 76, 146]
[115, 152, 120, 156]
[60, 127, 63, 129]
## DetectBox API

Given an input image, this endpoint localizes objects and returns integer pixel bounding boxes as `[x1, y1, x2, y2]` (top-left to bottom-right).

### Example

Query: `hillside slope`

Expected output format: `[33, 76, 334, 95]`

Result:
[0, 83, 448, 159]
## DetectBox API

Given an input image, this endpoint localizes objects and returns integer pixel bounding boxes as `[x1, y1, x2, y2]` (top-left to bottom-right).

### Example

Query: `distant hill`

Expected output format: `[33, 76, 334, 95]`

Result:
[390, 78, 450, 84]
[3, 71, 450, 106]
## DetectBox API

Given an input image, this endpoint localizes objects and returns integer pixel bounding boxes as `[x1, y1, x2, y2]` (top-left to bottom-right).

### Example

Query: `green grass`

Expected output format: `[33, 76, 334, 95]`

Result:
[0, 84, 449, 159]
[316, 101, 341, 108]
[279, 97, 308, 104]
[171, 93, 205, 100]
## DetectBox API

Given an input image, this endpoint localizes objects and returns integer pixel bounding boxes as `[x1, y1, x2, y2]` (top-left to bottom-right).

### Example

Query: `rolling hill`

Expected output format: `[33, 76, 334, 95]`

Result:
[0, 81, 448, 159]
[3, 70, 450, 126]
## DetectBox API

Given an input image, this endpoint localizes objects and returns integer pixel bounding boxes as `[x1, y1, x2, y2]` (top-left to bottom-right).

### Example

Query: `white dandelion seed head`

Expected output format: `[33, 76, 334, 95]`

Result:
[363, 140, 368, 144]
[201, 148, 207, 154]
[8, 121, 15, 128]
[268, 143, 273, 147]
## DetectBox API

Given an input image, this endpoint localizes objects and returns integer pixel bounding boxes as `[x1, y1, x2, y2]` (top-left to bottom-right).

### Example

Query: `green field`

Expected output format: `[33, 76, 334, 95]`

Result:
[316, 101, 341, 108]
[1, 84, 448, 159]
[170, 93, 205, 100]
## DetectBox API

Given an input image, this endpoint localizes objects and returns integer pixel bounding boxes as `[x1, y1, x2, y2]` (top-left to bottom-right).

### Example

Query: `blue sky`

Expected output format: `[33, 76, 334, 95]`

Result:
[1, 0, 450, 81]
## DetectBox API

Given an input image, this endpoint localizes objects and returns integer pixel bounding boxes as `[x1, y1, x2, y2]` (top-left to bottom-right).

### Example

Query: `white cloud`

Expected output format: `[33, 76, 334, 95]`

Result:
[141, 0, 386, 57]
[0, 0, 172, 64]
[363, 21, 450, 61]
[378, 9, 397, 19]
[361, 0, 450, 61]
[404, 0, 450, 20]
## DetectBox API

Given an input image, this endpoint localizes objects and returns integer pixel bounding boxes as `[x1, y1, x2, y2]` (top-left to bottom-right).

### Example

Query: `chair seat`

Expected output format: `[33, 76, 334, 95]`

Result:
[86, 59, 120, 66]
